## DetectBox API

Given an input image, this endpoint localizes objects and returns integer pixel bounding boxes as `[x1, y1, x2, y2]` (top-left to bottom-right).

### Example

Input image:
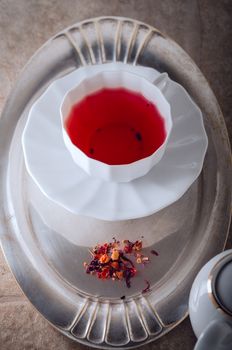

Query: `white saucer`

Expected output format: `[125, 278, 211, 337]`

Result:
[22, 63, 208, 221]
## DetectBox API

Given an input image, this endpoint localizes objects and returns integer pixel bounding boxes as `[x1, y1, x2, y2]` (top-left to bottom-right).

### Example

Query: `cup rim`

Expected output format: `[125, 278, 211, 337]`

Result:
[60, 69, 172, 170]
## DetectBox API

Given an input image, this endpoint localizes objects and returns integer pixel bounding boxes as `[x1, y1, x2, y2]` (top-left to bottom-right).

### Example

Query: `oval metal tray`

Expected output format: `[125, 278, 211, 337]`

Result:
[0, 17, 231, 349]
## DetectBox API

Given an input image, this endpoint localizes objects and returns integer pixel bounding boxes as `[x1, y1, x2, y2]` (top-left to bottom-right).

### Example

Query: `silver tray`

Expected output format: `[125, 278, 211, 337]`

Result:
[0, 17, 231, 349]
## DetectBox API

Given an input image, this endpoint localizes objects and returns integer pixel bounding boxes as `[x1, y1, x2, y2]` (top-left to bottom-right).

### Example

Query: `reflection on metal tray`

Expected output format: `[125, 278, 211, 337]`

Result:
[0, 17, 231, 349]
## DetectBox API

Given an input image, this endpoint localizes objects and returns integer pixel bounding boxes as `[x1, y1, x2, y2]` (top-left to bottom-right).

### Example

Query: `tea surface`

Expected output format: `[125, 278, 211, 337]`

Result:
[65, 88, 166, 165]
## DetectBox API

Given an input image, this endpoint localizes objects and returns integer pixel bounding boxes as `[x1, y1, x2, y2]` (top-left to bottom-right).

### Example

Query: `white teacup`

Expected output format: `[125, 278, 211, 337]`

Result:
[60, 70, 172, 182]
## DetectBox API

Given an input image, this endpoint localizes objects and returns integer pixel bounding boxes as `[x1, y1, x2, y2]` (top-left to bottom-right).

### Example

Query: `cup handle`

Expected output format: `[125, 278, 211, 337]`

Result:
[152, 72, 169, 92]
[194, 319, 232, 350]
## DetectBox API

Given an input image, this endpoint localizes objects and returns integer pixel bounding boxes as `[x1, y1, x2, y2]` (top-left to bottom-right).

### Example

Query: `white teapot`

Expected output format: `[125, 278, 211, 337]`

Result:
[189, 249, 232, 350]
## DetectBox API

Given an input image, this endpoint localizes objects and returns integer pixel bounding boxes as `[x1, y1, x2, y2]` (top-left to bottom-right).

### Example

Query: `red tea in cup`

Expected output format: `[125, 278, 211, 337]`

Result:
[65, 88, 166, 165]
[61, 70, 172, 182]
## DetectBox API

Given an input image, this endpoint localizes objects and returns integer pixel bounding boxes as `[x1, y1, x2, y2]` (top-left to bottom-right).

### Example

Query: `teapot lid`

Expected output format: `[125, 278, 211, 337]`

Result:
[213, 254, 232, 316]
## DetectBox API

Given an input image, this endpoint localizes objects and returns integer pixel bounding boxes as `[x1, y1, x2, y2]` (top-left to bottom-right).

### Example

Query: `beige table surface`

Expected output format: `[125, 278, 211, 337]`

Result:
[0, 1, 231, 349]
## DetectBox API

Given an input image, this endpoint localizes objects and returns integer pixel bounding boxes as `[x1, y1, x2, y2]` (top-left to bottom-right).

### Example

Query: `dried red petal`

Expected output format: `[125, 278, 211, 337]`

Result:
[150, 249, 159, 256]
[142, 280, 151, 294]
[84, 237, 156, 290]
